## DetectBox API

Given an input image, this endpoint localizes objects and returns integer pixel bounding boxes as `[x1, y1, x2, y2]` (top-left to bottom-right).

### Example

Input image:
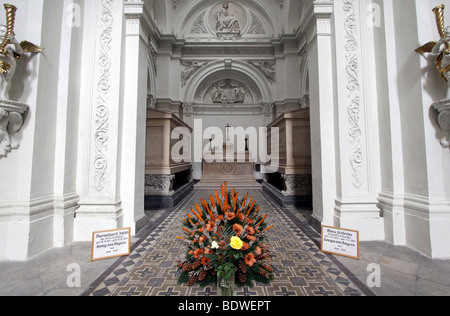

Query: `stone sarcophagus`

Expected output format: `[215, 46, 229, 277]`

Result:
[262, 108, 312, 208]
[145, 109, 193, 210]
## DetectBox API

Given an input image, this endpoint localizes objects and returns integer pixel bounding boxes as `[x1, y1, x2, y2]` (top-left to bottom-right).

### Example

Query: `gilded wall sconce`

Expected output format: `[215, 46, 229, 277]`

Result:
[0, 4, 43, 158]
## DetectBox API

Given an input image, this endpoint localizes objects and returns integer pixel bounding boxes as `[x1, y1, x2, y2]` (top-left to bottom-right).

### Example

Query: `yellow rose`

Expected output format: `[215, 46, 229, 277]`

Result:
[230, 236, 243, 250]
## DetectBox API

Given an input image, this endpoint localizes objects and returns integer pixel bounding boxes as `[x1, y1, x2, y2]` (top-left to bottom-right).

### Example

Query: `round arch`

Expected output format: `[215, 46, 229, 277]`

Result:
[183, 59, 274, 104]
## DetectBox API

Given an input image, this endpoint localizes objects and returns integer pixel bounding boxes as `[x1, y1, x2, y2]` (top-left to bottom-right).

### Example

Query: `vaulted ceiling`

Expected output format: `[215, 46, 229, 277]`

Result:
[144, 0, 313, 41]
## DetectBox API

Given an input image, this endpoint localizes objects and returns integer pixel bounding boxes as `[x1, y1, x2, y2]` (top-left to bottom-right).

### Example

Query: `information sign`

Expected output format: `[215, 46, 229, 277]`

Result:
[321, 226, 359, 260]
[91, 228, 131, 261]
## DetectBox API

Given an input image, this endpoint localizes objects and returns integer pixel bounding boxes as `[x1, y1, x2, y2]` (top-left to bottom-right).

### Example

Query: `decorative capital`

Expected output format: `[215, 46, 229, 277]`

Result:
[313, 1, 334, 18]
[300, 94, 310, 108]
[261, 102, 274, 115]
[182, 102, 194, 114]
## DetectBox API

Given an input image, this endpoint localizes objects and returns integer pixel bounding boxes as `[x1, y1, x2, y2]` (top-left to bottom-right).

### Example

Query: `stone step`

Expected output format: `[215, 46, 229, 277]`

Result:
[195, 178, 262, 189]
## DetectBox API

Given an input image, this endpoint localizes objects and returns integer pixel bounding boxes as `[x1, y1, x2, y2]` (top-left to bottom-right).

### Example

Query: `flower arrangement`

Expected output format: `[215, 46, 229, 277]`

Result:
[177, 182, 274, 293]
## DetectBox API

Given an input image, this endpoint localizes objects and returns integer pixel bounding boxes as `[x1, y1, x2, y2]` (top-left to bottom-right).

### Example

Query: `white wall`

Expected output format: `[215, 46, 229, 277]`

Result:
[373, 0, 450, 257]
[0, 0, 83, 260]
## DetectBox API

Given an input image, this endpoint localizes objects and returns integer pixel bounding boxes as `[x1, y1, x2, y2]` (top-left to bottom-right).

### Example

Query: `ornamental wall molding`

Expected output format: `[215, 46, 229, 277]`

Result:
[147, 93, 156, 109]
[191, 12, 208, 34]
[93, 0, 114, 192]
[247, 60, 276, 84]
[275, 0, 284, 8]
[261, 102, 275, 115]
[149, 42, 158, 76]
[185, 3, 271, 38]
[145, 174, 175, 194]
[181, 46, 275, 57]
[432, 98, 450, 148]
[0, 100, 28, 158]
[343, 0, 363, 189]
[300, 94, 310, 108]
[248, 11, 266, 35]
[182, 102, 194, 114]
[214, 2, 242, 38]
[183, 59, 273, 104]
[210, 80, 246, 104]
[181, 60, 208, 87]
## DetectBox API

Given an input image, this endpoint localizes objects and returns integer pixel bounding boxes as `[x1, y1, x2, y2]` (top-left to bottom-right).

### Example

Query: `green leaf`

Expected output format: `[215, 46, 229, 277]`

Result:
[204, 254, 220, 261]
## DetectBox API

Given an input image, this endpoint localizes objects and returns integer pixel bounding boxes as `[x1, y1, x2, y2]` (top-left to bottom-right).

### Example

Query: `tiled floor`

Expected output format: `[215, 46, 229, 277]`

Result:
[1, 188, 450, 296]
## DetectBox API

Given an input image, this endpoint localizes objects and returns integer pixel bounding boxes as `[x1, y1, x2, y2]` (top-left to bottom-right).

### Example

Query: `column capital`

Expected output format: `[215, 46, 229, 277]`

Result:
[312, 1, 333, 37]
[313, 1, 334, 17]
[124, 0, 155, 39]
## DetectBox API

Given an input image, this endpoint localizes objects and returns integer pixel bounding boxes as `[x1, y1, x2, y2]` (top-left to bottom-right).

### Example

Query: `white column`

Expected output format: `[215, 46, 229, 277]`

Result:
[120, 0, 153, 235]
[332, 0, 384, 240]
[53, 0, 84, 247]
[75, 0, 125, 241]
[308, 1, 337, 228]
[374, 0, 406, 246]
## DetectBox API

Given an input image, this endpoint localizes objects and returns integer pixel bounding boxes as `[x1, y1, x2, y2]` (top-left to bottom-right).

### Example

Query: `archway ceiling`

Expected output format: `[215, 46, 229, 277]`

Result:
[149, 0, 310, 41]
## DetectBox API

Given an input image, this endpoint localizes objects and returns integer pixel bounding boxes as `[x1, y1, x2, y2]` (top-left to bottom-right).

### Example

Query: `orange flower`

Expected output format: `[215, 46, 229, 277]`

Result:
[194, 248, 204, 259]
[199, 236, 206, 244]
[255, 246, 262, 255]
[246, 226, 255, 235]
[241, 242, 250, 251]
[205, 247, 214, 254]
[245, 253, 256, 267]
[206, 221, 215, 232]
[216, 215, 224, 222]
[226, 212, 235, 220]
[233, 224, 243, 236]
[201, 256, 211, 266]
[246, 235, 256, 242]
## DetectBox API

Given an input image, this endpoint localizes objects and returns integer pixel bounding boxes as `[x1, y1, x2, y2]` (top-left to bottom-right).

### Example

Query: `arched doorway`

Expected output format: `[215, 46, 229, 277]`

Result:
[181, 60, 275, 183]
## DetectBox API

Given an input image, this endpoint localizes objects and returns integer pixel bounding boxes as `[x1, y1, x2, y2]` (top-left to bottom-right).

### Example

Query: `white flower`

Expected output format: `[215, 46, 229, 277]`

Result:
[211, 241, 219, 249]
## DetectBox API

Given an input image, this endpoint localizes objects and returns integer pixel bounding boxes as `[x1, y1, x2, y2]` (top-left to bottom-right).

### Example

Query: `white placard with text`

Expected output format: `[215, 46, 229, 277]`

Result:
[91, 228, 131, 261]
[321, 226, 359, 260]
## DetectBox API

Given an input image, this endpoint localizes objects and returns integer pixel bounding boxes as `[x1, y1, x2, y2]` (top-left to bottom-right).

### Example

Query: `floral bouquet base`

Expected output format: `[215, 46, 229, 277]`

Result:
[217, 265, 236, 296]
[177, 182, 274, 293]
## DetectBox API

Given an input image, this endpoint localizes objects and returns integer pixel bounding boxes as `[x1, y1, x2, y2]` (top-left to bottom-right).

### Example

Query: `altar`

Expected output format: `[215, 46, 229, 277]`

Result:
[196, 141, 261, 188]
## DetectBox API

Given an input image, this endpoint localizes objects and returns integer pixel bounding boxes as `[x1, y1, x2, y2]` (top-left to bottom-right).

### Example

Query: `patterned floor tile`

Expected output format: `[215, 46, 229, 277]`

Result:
[83, 188, 373, 296]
